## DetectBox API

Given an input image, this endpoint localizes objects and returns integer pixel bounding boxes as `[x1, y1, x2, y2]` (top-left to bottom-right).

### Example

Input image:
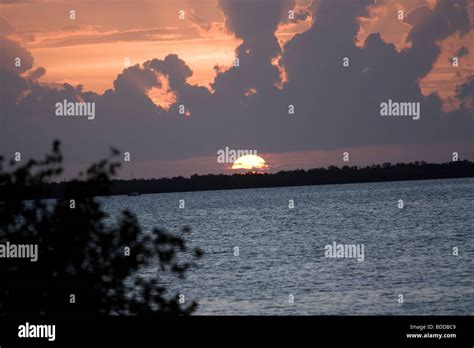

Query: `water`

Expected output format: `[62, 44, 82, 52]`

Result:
[99, 178, 474, 315]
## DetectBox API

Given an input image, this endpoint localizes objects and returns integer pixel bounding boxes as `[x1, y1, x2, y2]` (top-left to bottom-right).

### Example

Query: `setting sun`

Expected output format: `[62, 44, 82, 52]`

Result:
[232, 155, 268, 171]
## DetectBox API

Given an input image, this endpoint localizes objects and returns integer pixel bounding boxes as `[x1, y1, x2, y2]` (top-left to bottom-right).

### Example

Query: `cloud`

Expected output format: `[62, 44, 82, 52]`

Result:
[211, 0, 295, 98]
[405, 0, 471, 45]
[218, 0, 294, 39]
[145, 54, 193, 91]
[0, 19, 33, 108]
[218, 0, 294, 59]
[0, 32, 34, 73]
[28, 66, 46, 80]
[27, 26, 202, 48]
[279, 0, 472, 149]
[113, 65, 160, 94]
[185, 8, 226, 38]
[287, 3, 312, 22]
[0, 1, 472, 178]
[186, 9, 212, 31]
[0, 16, 15, 35]
[455, 75, 474, 108]
[456, 46, 470, 57]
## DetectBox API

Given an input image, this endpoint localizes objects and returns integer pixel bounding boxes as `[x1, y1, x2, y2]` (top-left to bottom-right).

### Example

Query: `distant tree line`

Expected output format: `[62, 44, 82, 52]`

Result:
[1, 160, 473, 200]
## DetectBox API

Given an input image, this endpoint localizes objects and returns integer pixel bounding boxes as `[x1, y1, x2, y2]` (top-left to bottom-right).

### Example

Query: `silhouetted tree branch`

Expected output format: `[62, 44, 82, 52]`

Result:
[0, 141, 203, 318]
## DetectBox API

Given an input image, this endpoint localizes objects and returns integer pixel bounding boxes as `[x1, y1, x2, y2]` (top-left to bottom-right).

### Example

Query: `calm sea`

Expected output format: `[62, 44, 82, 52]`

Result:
[99, 178, 474, 315]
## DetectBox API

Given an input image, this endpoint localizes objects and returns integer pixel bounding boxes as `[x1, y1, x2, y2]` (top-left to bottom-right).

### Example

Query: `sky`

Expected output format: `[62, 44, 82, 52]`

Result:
[0, 0, 473, 179]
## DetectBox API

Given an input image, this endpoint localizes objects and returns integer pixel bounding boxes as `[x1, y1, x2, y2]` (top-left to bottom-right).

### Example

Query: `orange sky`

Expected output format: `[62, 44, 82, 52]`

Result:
[0, 0, 316, 98]
[0, 0, 310, 92]
[357, 0, 474, 105]
[1, 0, 472, 178]
[1, 0, 238, 92]
[2, 0, 472, 100]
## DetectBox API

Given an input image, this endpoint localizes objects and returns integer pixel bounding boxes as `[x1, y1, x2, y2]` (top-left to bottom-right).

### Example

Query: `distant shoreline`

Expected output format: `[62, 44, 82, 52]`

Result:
[113, 175, 473, 197]
[1, 160, 473, 200]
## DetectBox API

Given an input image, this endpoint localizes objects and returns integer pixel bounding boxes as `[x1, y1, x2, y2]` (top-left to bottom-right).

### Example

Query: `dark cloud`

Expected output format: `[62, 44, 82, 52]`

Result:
[281, 3, 312, 23]
[113, 65, 160, 94]
[405, 0, 471, 44]
[0, 36, 34, 73]
[402, 0, 471, 80]
[145, 54, 192, 91]
[28, 66, 45, 80]
[217, 0, 294, 65]
[212, 0, 295, 98]
[456, 46, 469, 58]
[0, 22, 33, 113]
[455, 75, 474, 108]
[0, 1, 472, 178]
[278, 0, 472, 150]
[218, 0, 294, 40]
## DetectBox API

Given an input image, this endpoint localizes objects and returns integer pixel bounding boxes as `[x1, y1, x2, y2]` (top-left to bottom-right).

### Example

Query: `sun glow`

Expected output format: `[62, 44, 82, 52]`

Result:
[232, 155, 268, 171]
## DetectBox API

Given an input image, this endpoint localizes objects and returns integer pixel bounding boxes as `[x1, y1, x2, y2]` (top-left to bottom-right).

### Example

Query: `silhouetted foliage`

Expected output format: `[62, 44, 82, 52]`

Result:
[0, 141, 203, 318]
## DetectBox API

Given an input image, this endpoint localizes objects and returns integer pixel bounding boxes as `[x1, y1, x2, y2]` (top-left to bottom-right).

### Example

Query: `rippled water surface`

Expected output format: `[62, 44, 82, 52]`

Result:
[100, 178, 474, 315]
